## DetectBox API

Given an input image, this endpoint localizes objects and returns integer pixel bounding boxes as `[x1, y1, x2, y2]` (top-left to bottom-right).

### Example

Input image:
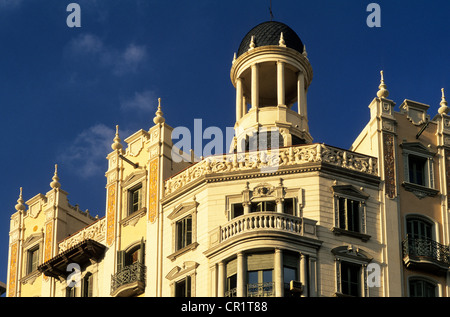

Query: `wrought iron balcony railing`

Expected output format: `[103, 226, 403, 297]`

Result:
[224, 282, 275, 297]
[247, 282, 275, 297]
[402, 235, 450, 270]
[111, 262, 146, 296]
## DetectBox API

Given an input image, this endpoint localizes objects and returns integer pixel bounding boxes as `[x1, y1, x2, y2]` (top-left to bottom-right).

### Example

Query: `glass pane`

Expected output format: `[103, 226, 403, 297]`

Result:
[263, 270, 273, 283]
[283, 267, 296, 284]
[247, 271, 258, 285]
[338, 198, 346, 229]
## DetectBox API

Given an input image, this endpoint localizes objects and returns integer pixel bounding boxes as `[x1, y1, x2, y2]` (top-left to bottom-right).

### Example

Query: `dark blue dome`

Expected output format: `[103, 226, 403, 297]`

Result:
[237, 21, 304, 57]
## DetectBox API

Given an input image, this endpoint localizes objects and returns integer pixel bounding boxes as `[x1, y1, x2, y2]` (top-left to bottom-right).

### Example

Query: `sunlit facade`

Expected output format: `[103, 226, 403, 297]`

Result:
[6, 20, 450, 297]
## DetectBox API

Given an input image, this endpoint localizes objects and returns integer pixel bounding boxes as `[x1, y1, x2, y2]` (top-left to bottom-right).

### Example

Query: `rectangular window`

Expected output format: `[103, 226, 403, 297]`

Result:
[176, 216, 192, 251]
[128, 184, 142, 215]
[175, 276, 191, 297]
[284, 198, 297, 216]
[408, 155, 427, 186]
[341, 262, 360, 297]
[27, 246, 39, 274]
[231, 203, 244, 219]
[338, 197, 360, 233]
[251, 201, 276, 212]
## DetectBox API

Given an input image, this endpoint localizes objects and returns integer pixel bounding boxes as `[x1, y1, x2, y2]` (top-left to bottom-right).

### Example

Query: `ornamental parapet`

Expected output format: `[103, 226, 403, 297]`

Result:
[58, 217, 106, 253]
[164, 143, 378, 196]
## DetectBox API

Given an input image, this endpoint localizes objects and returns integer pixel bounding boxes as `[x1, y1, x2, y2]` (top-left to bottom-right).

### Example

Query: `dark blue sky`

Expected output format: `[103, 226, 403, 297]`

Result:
[1, 0, 449, 292]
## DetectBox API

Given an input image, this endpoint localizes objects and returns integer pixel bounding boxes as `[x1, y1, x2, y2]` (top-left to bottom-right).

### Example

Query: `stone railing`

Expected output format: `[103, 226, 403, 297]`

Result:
[165, 143, 378, 195]
[221, 212, 303, 242]
[58, 217, 106, 253]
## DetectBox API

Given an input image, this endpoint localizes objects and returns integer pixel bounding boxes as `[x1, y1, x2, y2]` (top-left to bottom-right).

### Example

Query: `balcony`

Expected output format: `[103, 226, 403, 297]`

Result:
[206, 212, 320, 257]
[110, 262, 146, 297]
[402, 235, 450, 273]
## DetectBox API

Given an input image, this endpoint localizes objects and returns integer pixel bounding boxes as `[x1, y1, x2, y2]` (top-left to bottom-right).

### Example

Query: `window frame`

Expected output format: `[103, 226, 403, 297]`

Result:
[408, 277, 438, 297]
[167, 199, 199, 260]
[401, 142, 439, 198]
[332, 246, 373, 297]
[331, 185, 370, 241]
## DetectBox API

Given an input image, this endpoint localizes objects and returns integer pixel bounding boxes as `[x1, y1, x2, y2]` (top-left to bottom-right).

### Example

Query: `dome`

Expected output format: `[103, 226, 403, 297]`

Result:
[237, 21, 304, 57]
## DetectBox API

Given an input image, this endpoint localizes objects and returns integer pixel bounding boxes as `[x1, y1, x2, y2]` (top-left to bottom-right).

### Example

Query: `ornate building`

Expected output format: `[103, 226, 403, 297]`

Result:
[6, 20, 450, 297]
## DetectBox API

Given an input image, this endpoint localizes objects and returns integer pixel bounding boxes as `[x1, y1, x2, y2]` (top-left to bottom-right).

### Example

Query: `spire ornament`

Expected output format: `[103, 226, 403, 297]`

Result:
[377, 70, 389, 98]
[50, 164, 61, 189]
[111, 125, 123, 150]
[438, 88, 449, 115]
[279, 32, 286, 47]
[249, 36, 255, 50]
[15, 187, 26, 212]
[153, 98, 165, 124]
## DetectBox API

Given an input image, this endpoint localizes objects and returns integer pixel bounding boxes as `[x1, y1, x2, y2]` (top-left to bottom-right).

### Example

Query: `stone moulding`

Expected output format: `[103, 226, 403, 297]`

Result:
[164, 143, 378, 196]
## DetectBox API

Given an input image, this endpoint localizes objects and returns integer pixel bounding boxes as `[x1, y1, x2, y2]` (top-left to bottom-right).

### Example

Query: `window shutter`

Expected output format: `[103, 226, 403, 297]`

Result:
[139, 239, 145, 264]
[117, 250, 125, 272]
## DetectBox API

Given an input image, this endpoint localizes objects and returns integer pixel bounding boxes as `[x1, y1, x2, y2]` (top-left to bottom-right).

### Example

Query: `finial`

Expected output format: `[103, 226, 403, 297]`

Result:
[279, 32, 286, 47]
[249, 36, 255, 50]
[438, 88, 449, 115]
[153, 98, 165, 124]
[15, 187, 26, 212]
[232, 52, 236, 64]
[50, 164, 61, 189]
[377, 70, 389, 98]
[111, 125, 123, 150]
[302, 45, 308, 58]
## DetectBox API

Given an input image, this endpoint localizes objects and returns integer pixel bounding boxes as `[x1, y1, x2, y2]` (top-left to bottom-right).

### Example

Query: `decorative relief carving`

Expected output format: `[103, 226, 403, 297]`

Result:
[148, 158, 158, 223]
[8, 242, 18, 297]
[165, 144, 378, 196]
[383, 133, 396, 198]
[29, 202, 41, 219]
[106, 183, 117, 247]
[129, 137, 143, 157]
[446, 150, 450, 207]
[58, 218, 106, 253]
[44, 222, 54, 262]
[252, 183, 275, 198]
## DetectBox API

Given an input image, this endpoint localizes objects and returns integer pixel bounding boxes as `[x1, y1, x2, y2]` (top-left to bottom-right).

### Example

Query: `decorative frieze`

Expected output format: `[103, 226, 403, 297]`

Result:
[58, 218, 106, 253]
[165, 143, 378, 196]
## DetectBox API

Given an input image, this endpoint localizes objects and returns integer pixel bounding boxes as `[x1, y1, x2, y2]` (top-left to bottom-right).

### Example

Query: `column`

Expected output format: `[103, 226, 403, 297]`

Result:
[217, 261, 225, 297]
[236, 77, 243, 121]
[300, 253, 308, 297]
[251, 64, 259, 110]
[297, 72, 307, 116]
[277, 61, 285, 106]
[274, 249, 284, 297]
[236, 252, 246, 297]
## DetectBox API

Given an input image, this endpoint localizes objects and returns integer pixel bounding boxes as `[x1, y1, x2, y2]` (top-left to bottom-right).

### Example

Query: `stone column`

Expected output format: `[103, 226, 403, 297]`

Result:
[217, 261, 225, 297]
[274, 249, 284, 297]
[251, 64, 259, 110]
[236, 77, 243, 121]
[297, 72, 307, 117]
[236, 252, 246, 297]
[300, 253, 308, 297]
[277, 61, 285, 106]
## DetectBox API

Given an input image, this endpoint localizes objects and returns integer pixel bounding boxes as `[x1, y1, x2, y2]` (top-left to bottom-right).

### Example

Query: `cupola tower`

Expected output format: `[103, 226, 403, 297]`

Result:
[230, 21, 313, 152]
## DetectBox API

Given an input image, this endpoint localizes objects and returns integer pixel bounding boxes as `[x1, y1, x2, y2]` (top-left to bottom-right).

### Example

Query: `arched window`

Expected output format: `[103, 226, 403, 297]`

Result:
[409, 277, 437, 297]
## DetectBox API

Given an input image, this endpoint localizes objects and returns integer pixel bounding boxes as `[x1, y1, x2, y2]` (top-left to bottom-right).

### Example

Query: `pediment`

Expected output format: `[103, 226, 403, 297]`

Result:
[23, 233, 43, 248]
[331, 245, 372, 262]
[332, 185, 369, 200]
[166, 261, 199, 280]
[167, 200, 198, 220]
[122, 170, 147, 188]
[401, 142, 435, 156]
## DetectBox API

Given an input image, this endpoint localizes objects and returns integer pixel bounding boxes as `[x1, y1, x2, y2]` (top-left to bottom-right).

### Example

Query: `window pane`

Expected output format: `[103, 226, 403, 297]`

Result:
[232, 204, 244, 219]
[283, 267, 297, 284]
[263, 270, 273, 283]
[247, 271, 258, 284]
[341, 262, 360, 297]
[284, 198, 295, 215]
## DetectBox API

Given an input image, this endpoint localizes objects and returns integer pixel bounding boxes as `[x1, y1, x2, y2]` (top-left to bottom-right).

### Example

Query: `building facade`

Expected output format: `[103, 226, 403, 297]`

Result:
[6, 21, 450, 297]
